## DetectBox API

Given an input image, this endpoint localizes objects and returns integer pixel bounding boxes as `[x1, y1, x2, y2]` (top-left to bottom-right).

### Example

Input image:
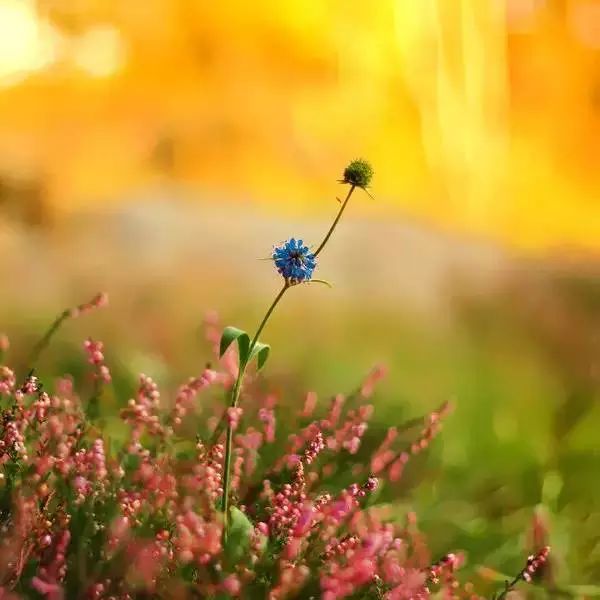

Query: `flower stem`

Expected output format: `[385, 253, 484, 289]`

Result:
[248, 284, 289, 354]
[28, 309, 71, 368]
[25, 293, 107, 376]
[494, 575, 522, 600]
[313, 185, 355, 257]
[221, 183, 357, 539]
[221, 283, 288, 539]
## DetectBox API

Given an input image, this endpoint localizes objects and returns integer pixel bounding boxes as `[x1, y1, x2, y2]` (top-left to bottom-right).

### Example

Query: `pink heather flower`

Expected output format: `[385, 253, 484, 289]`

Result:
[85, 338, 103, 364]
[129, 541, 164, 590]
[303, 430, 325, 464]
[268, 563, 310, 599]
[174, 512, 222, 562]
[364, 476, 378, 492]
[259, 407, 276, 443]
[522, 546, 550, 582]
[0, 419, 27, 462]
[360, 364, 388, 398]
[31, 530, 71, 599]
[89, 439, 108, 480]
[84, 338, 111, 383]
[234, 428, 263, 477]
[325, 394, 345, 428]
[221, 575, 241, 596]
[273, 418, 328, 472]
[73, 475, 91, 498]
[69, 292, 108, 318]
[386, 569, 429, 599]
[20, 373, 41, 395]
[329, 405, 372, 454]
[389, 452, 410, 482]
[31, 577, 62, 599]
[0, 334, 9, 352]
[0, 366, 16, 394]
[120, 374, 164, 441]
[429, 552, 461, 584]
[172, 369, 217, 424]
[187, 442, 224, 504]
[108, 516, 131, 551]
[91, 292, 109, 309]
[269, 462, 310, 539]
[322, 535, 359, 560]
[249, 523, 268, 563]
[371, 427, 399, 473]
[300, 391, 318, 417]
[54, 376, 74, 397]
[231, 448, 245, 492]
[227, 406, 243, 430]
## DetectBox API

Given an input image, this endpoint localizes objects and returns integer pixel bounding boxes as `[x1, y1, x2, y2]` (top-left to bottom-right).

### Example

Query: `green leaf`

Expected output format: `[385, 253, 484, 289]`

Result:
[249, 341, 270, 371]
[306, 278, 333, 288]
[224, 507, 253, 563]
[219, 326, 251, 364]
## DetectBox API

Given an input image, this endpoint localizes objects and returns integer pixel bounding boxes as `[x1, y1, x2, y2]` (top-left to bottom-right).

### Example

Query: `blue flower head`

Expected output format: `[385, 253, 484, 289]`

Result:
[273, 238, 316, 283]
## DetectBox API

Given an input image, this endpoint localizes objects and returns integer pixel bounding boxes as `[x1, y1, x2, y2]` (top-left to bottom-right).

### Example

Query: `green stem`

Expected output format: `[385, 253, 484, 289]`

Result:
[220, 183, 357, 539]
[494, 574, 525, 600]
[313, 185, 355, 257]
[248, 284, 289, 353]
[220, 283, 288, 538]
[28, 309, 70, 368]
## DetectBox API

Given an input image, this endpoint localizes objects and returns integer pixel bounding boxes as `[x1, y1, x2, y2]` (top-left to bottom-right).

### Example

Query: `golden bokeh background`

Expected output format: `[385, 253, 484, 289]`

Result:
[0, 0, 598, 250]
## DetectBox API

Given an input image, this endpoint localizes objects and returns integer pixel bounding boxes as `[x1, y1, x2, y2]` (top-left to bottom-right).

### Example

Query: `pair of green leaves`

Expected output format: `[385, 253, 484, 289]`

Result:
[219, 326, 270, 371]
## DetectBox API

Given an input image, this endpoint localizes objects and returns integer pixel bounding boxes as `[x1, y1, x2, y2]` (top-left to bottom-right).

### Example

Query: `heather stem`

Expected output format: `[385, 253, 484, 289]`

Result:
[494, 575, 522, 600]
[27, 293, 106, 372]
[27, 309, 71, 368]
[313, 185, 355, 257]
[221, 283, 289, 538]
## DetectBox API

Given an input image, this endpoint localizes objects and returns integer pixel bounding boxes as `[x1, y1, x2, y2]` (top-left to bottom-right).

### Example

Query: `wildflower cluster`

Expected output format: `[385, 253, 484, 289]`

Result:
[0, 327, 467, 599]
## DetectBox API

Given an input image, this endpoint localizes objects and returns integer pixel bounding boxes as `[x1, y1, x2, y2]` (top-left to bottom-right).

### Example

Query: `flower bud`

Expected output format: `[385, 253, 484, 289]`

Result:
[342, 159, 374, 189]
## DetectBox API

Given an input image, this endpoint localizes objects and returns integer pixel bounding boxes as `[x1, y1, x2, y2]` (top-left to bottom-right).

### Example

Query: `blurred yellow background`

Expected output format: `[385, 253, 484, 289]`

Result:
[0, 0, 598, 250]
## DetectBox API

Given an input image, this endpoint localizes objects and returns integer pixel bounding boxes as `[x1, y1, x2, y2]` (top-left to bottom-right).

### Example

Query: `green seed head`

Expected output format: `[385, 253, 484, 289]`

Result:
[342, 159, 374, 189]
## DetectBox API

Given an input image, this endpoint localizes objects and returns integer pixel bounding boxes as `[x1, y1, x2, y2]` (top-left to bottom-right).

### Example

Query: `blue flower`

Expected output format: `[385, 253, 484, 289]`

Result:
[273, 238, 316, 283]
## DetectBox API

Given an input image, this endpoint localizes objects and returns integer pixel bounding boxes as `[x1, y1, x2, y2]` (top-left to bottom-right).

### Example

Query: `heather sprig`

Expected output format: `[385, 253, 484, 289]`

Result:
[27, 292, 108, 370]
[493, 546, 551, 599]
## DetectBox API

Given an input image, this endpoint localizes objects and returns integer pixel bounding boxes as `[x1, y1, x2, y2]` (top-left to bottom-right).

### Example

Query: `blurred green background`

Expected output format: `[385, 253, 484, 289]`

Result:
[1, 0, 599, 596]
